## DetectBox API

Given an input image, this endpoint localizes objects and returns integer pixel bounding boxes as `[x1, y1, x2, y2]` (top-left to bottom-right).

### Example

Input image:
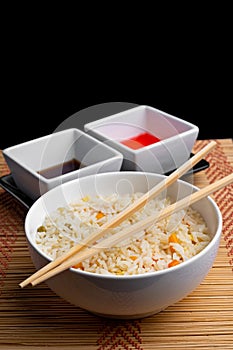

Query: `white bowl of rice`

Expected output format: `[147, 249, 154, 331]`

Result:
[24, 171, 222, 319]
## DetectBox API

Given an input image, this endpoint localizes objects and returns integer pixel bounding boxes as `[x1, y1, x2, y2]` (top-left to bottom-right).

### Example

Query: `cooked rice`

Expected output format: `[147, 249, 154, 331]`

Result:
[35, 192, 211, 275]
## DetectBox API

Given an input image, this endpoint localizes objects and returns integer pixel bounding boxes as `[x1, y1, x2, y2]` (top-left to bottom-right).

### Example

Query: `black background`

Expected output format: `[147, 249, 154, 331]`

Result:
[1, 61, 231, 151]
[1, 7, 232, 150]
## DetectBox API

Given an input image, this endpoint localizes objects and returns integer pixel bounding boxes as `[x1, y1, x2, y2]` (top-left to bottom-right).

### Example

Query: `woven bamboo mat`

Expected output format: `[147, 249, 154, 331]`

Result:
[0, 139, 232, 350]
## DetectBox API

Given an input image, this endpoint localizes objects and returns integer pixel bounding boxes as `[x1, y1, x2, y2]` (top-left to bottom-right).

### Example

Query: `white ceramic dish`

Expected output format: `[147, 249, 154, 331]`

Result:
[84, 105, 199, 173]
[24, 171, 222, 319]
[2, 128, 123, 201]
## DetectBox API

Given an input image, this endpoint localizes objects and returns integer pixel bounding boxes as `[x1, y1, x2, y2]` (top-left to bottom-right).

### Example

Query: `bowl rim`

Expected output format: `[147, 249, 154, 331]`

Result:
[24, 171, 222, 280]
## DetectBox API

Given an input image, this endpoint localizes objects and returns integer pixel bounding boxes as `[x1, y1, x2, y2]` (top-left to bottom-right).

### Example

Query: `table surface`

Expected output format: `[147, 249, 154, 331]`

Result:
[0, 138, 233, 350]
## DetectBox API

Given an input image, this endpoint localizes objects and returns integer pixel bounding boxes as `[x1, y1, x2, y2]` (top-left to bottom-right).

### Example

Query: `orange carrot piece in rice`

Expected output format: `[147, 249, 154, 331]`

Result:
[168, 260, 180, 268]
[168, 233, 179, 243]
[72, 262, 83, 269]
[96, 211, 105, 220]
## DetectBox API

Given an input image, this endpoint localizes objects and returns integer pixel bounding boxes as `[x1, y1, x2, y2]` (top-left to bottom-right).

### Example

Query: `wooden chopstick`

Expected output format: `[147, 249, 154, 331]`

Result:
[28, 172, 233, 286]
[19, 141, 217, 288]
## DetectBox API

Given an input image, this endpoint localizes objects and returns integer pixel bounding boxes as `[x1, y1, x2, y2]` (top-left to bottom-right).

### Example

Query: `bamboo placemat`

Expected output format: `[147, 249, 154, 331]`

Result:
[0, 139, 233, 350]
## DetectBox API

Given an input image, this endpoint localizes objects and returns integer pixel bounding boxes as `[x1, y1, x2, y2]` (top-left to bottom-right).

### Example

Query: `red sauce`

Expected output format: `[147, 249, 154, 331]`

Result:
[120, 132, 161, 150]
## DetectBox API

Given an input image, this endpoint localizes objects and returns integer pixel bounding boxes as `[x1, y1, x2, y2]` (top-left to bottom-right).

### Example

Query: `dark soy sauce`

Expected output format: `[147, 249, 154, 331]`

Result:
[37, 158, 86, 179]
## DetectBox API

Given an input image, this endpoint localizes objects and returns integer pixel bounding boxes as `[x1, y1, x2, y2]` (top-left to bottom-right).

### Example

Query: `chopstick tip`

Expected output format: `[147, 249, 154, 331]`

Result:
[19, 279, 31, 288]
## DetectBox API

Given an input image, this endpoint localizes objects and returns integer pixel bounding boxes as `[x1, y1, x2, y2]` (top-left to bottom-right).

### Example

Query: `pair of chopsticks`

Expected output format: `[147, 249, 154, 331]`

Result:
[19, 141, 233, 288]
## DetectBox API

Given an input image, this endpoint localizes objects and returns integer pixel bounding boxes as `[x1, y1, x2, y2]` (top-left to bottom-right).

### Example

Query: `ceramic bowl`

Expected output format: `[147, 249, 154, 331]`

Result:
[84, 105, 199, 173]
[24, 171, 222, 319]
[2, 128, 123, 201]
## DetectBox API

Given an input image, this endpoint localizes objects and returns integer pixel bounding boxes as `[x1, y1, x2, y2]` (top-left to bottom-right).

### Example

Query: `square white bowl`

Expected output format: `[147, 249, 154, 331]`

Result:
[2, 128, 123, 201]
[84, 105, 199, 173]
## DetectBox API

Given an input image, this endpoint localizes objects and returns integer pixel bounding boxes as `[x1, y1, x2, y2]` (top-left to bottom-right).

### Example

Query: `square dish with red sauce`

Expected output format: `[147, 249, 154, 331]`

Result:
[84, 105, 199, 174]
